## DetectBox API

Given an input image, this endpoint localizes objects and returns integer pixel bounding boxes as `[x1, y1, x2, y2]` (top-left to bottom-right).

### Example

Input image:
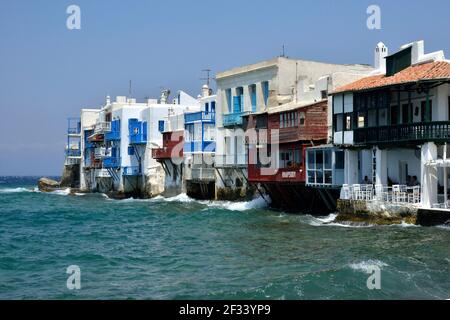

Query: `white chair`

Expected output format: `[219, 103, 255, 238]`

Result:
[375, 184, 384, 201]
[408, 186, 421, 204]
[365, 184, 374, 201]
[341, 184, 350, 200]
[392, 185, 400, 203]
[352, 184, 361, 200]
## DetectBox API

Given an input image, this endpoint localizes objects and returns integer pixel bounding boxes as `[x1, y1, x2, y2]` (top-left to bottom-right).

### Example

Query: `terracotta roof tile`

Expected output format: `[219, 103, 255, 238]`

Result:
[333, 61, 450, 93]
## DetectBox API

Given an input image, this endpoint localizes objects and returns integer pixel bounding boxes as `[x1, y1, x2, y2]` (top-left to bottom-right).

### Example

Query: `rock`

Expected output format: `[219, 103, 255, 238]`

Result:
[38, 177, 61, 192]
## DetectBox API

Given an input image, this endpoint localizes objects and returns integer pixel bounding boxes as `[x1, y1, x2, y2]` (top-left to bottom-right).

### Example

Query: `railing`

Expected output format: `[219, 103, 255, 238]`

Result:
[105, 130, 120, 141]
[215, 154, 247, 168]
[185, 166, 216, 181]
[184, 111, 216, 124]
[129, 133, 147, 145]
[152, 146, 183, 159]
[248, 164, 305, 183]
[94, 122, 111, 134]
[66, 149, 81, 157]
[95, 169, 111, 178]
[354, 121, 450, 145]
[68, 127, 81, 135]
[122, 166, 140, 176]
[103, 157, 121, 168]
[222, 111, 250, 127]
[184, 141, 216, 153]
[341, 184, 421, 205]
[94, 147, 111, 159]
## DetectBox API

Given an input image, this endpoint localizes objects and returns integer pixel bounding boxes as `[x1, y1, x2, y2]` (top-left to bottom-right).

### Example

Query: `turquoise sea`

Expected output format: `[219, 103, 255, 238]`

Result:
[0, 176, 449, 300]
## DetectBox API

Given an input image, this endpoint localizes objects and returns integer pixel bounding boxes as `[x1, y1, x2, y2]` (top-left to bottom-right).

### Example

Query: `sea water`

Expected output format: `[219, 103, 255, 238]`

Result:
[0, 177, 449, 299]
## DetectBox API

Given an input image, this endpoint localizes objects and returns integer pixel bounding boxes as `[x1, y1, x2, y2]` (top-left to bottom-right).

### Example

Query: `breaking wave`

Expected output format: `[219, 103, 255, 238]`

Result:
[305, 214, 374, 228]
[349, 259, 389, 273]
[48, 188, 71, 196]
[0, 187, 36, 193]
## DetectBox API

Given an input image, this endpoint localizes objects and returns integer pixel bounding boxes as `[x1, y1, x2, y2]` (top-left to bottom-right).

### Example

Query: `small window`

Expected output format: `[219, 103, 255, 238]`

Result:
[299, 112, 306, 126]
[358, 112, 366, 128]
[345, 114, 352, 131]
[321, 90, 327, 100]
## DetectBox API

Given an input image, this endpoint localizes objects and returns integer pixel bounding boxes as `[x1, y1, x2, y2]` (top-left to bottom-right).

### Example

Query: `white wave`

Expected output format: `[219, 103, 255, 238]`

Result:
[203, 196, 269, 211]
[349, 259, 388, 273]
[49, 188, 71, 196]
[315, 213, 338, 224]
[0, 187, 34, 193]
[306, 214, 374, 228]
[162, 193, 196, 203]
[395, 221, 419, 228]
[74, 193, 86, 197]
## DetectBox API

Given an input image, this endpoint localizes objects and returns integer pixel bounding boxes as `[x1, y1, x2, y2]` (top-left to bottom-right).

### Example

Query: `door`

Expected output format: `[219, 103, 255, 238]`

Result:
[399, 161, 408, 185]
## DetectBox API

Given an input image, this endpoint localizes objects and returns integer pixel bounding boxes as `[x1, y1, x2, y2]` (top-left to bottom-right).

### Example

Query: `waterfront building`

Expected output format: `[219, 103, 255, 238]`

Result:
[61, 117, 82, 188]
[152, 91, 201, 196]
[215, 57, 373, 201]
[329, 40, 450, 209]
[183, 85, 217, 199]
[79, 91, 199, 197]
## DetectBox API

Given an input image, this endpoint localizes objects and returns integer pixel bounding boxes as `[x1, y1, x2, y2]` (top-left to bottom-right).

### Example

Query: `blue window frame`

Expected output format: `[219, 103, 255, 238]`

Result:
[158, 120, 165, 133]
[262, 81, 269, 106]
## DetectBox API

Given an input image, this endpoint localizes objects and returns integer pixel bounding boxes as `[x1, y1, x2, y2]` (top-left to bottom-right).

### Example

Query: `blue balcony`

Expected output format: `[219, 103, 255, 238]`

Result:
[223, 111, 250, 127]
[122, 166, 140, 176]
[67, 117, 81, 135]
[105, 119, 121, 141]
[66, 149, 81, 157]
[184, 141, 216, 153]
[103, 157, 121, 168]
[129, 119, 147, 145]
[185, 111, 216, 124]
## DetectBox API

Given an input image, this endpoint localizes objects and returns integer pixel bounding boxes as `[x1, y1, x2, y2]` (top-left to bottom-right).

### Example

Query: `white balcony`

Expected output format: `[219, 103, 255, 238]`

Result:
[94, 147, 111, 159]
[95, 169, 111, 178]
[215, 154, 247, 168]
[94, 122, 111, 134]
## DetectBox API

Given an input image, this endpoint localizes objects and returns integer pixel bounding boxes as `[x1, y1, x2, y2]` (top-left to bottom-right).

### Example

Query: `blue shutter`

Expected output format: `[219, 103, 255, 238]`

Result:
[251, 91, 256, 112]
[128, 146, 134, 155]
[263, 82, 269, 105]
[211, 101, 216, 113]
[233, 96, 240, 113]
[142, 122, 147, 141]
[158, 120, 164, 133]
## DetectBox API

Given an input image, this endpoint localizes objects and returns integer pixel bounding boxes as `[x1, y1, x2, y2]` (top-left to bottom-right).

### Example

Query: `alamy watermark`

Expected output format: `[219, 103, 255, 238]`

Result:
[66, 265, 81, 290]
[66, 5, 81, 30]
[366, 265, 381, 290]
[367, 5, 381, 30]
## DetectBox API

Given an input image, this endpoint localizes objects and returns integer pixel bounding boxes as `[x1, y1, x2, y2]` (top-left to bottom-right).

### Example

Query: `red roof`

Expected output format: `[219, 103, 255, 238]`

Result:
[334, 61, 450, 93]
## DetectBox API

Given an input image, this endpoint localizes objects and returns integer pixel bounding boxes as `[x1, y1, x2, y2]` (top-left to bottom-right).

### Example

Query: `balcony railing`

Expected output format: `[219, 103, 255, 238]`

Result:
[123, 166, 140, 176]
[66, 149, 81, 157]
[248, 164, 306, 183]
[222, 111, 250, 127]
[184, 141, 216, 153]
[129, 133, 147, 145]
[215, 154, 247, 168]
[94, 147, 111, 159]
[185, 166, 216, 181]
[105, 130, 120, 141]
[185, 111, 216, 124]
[103, 157, 121, 168]
[95, 169, 111, 178]
[354, 121, 450, 145]
[152, 146, 183, 160]
[94, 122, 111, 134]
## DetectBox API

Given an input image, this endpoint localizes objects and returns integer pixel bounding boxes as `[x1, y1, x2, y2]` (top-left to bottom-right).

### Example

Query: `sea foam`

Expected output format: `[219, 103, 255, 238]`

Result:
[349, 259, 388, 273]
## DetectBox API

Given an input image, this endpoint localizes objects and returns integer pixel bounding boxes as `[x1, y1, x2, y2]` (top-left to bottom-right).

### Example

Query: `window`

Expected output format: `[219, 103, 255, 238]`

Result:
[358, 112, 366, 128]
[205, 102, 209, 114]
[335, 114, 343, 132]
[226, 89, 232, 112]
[280, 111, 299, 128]
[321, 90, 327, 100]
[391, 105, 399, 125]
[158, 120, 165, 133]
[211, 101, 216, 113]
[345, 114, 352, 131]
[299, 112, 306, 126]
[262, 81, 269, 106]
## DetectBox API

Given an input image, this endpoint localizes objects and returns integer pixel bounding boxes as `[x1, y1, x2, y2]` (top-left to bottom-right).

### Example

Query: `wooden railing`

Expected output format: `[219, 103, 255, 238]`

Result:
[354, 121, 450, 145]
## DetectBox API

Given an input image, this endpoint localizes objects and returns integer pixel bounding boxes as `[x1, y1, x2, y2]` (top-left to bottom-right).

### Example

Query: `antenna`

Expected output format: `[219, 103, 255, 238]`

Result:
[128, 80, 132, 99]
[280, 45, 286, 58]
[200, 69, 212, 87]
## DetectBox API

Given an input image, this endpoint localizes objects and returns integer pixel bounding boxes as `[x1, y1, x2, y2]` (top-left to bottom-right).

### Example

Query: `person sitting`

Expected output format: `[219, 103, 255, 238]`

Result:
[410, 176, 420, 187]
[362, 176, 371, 185]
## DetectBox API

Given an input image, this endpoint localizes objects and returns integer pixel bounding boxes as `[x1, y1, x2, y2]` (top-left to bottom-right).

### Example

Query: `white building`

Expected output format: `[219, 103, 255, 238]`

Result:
[331, 40, 450, 209]
[79, 90, 199, 197]
[214, 57, 373, 200]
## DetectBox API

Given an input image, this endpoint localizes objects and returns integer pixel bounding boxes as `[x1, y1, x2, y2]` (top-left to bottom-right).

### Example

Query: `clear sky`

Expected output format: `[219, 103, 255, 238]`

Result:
[0, 0, 449, 176]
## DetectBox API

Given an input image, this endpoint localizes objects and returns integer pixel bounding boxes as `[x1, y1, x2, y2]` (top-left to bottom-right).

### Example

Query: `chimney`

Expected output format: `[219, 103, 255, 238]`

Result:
[374, 42, 388, 74]
[202, 84, 210, 98]
[160, 89, 170, 104]
[105, 95, 111, 105]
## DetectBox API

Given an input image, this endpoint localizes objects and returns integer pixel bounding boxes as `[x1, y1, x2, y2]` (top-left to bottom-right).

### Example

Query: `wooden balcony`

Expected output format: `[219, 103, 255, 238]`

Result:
[354, 121, 450, 146]
[152, 145, 183, 160]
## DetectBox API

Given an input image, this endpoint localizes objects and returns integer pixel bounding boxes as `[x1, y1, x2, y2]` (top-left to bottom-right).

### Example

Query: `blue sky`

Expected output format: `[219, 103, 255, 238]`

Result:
[0, 0, 449, 176]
